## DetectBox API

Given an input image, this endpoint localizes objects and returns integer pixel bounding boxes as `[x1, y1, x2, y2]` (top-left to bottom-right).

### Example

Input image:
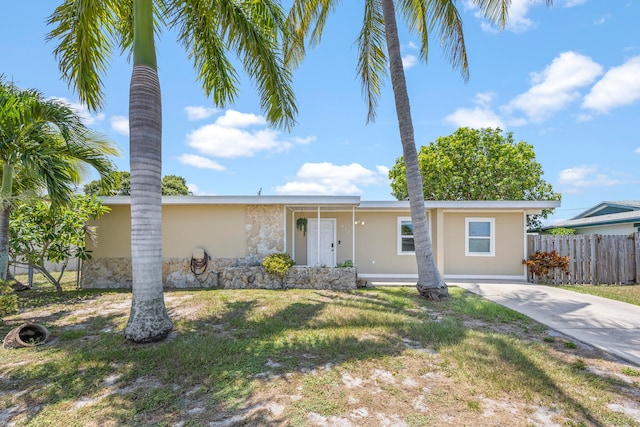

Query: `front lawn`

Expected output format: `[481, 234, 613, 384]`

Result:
[558, 284, 640, 306]
[1, 274, 639, 426]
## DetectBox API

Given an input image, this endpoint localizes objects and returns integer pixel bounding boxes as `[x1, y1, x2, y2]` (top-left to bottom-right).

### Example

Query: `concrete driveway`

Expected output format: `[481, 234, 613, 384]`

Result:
[449, 281, 640, 367]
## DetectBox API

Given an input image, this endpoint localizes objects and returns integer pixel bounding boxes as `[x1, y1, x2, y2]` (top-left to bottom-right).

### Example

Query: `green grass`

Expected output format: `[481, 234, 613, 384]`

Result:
[1, 274, 639, 426]
[558, 284, 640, 306]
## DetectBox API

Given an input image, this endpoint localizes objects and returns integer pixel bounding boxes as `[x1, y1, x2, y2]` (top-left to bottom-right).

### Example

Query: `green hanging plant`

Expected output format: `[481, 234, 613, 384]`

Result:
[296, 217, 308, 236]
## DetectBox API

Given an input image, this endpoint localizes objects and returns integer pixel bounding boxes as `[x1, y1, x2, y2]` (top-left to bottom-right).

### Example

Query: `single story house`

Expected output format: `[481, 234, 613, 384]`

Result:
[543, 201, 640, 235]
[81, 195, 560, 289]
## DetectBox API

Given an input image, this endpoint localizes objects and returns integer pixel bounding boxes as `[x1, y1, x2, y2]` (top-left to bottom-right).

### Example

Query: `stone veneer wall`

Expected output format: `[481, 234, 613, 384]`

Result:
[245, 204, 284, 258]
[81, 257, 357, 290]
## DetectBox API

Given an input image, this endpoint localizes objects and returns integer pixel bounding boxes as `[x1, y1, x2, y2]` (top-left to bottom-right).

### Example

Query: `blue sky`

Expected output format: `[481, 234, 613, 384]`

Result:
[1, 1, 639, 225]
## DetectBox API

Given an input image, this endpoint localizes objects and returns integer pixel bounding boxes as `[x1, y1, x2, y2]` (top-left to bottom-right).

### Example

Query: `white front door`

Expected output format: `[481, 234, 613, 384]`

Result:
[307, 219, 336, 267]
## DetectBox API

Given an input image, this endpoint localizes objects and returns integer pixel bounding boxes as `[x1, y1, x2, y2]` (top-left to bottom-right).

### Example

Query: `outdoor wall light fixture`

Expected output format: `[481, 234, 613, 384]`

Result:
[354, 220, 365, 226]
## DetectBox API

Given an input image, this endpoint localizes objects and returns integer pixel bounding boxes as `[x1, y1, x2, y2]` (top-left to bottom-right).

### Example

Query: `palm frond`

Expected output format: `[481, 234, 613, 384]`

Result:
[357, 0, 388, 123]
[167, 0, 240, 107]
[0, 80, 118, 205]
[46, 0, 120, 111]
[399, 0, 468, 81]
[170, 0, 298, 130]
[285, 0, 337, 68]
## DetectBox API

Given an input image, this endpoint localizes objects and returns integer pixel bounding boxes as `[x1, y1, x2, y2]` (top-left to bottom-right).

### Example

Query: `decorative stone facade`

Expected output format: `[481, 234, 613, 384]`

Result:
[245, 205, 284, 258]
[81, 258, 357, 291]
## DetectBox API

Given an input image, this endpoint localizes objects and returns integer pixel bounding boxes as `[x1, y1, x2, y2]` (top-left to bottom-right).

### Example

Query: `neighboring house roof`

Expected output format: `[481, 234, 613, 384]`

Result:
[572, 200, 640, 219]
[544, 200, 640, 230]
[100, 195, 559, 214]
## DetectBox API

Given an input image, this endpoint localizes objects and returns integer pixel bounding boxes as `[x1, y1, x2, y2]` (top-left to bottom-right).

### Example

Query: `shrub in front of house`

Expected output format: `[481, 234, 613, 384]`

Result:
[262, 253, 295, 280]
[523, 250, 570, 284]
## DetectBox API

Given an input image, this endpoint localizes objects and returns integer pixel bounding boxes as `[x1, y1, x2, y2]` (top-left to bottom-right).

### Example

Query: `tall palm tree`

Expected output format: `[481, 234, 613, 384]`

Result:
[286, 0, 551, 300]
[47, 0, 297, 342]
[0, 78, 117, 282]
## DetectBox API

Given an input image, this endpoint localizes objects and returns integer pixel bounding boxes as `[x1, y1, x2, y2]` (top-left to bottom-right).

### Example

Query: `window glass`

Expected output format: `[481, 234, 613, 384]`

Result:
[466, 218, 494, 256]
[398, 217, 419, 255]
[469, 238, 490, 253]
[469, 221, 490, 237]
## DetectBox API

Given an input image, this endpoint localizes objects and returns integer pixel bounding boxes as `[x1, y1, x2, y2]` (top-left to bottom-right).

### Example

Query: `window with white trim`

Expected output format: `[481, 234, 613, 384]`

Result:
[465, 218, 495, 256]
[397, 217, 415, 255]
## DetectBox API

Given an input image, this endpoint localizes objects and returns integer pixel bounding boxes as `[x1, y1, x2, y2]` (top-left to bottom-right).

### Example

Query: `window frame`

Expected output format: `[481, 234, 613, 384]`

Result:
[397, 215, 431, 256]
[465, 217, 495, 257]
[397, 217, 415, 255]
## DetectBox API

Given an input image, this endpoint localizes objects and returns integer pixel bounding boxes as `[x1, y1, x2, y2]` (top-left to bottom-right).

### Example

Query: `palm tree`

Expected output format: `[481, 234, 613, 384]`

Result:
[47, 0, 297, 342]
[0, 78, 117, 283]
[286, 0, 551, 300]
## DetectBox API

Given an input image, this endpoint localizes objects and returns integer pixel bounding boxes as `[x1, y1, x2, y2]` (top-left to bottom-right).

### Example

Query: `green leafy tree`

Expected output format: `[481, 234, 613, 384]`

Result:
[84, 171, 131, 196]
[0, 78, 117, 283]
[389, 127, 560, 229]
[9, 195, 109, 292]
[48, 0, 297, 342]
[161, 175, 190, 196]
[285, 0, 552, 299]
[85, 172, 189, 196]
[389, 127, 557, 201]
[547, 227, 575, 236]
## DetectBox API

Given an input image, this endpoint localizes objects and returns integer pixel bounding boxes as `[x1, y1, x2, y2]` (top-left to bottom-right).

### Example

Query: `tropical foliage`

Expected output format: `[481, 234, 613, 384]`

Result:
[9, 195, 109, 292]
[0, 77, 117, 281]
[389, 127, 560, 228]
[548, 227, 575, 236]
[47, 0, 297, 342]
[262, 252, 295, 281]
[84, 171, 190, 196]
[523, 250, 570, 284]
[285, 0, 541, 299]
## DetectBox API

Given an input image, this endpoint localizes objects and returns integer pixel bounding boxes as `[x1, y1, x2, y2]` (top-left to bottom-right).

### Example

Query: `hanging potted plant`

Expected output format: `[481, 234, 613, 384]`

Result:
[296, 217, 307, 236]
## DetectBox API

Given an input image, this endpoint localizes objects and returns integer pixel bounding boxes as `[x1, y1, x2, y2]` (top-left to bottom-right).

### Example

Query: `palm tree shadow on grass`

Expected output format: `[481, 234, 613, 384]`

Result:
[477, 334, 618, 426]
[2, 288, 630, 426]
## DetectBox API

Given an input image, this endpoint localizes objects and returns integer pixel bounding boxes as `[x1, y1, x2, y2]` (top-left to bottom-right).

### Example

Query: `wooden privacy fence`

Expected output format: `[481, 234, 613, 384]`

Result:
[527, 233, 640, 285]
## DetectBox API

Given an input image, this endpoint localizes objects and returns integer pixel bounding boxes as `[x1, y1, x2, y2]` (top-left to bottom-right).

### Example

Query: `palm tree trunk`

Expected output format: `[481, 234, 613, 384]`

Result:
[381, 0, 448, 300]
[123, 0, 173, 342]
[0, 163, 14, 281]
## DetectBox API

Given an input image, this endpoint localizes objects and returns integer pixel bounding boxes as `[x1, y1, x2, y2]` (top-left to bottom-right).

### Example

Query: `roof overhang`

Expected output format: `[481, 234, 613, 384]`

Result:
[99, 196, 560, 214]
[99, 195, 362, 206]
[358, 200, 560, 213]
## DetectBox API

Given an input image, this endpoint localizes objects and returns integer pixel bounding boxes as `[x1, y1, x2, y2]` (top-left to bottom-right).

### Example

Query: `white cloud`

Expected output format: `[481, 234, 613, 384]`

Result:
[177, 154, 226, 171]
[445, 92, 505, 128]
[635, 147, 640, 155]
[402, 55, 418, 70]
[216, 110, 267, 128]
[49, 97, 105, 125]
[445, 106, 505, 129]
[506, 51, 603, 123]
[186, 109, 313, 158]
[582, 56, 640, 114]
[556, 165, 622, 194]
[110, 115, 129, 136]
[376, 165, 390, 176]
[275, 162, 389, 195]
[185, 106, 218, 121]
[187, 183, 210, 195]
